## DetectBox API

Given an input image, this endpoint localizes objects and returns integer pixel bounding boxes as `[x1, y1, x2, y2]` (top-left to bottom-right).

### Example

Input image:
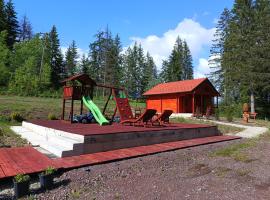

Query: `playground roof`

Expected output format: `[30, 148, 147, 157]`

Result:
[61, 73, 97, 86]
[143, 78, 219, 96]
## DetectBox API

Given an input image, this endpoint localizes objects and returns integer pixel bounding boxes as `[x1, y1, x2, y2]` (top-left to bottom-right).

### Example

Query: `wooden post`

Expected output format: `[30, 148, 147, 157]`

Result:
[103, 88, 112, 114]
[62, 99, 65, 120]
[192, 93, 195, 114]
[216, 96, 219, 108]
[70, 99, 74, 123]
[80, 99, 83, 115]
[200, 95, 203, 114]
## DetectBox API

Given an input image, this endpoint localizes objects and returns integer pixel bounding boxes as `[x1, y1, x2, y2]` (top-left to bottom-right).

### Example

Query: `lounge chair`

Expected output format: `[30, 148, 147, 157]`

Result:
[152, 110, 173, 126]
[120, 109, 157, 126]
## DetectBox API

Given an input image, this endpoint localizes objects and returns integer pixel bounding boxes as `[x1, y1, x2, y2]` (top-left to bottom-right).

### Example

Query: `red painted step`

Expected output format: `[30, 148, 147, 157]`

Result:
[0, 135, 240, 180]
[54, 135, 240, 169]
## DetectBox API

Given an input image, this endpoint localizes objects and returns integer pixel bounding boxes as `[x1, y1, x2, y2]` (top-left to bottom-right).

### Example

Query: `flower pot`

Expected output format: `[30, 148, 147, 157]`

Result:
[14, 179, 30, 199]
[39, 174, 54, 189]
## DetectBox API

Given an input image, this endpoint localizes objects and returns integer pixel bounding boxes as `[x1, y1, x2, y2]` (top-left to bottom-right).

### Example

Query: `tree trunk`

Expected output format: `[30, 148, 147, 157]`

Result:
[250, 92, 255, 113]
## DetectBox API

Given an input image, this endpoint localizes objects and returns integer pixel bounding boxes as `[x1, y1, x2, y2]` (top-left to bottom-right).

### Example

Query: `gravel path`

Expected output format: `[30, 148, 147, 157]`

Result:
[207, 120, 268, 138]
[1, 136, 270, 200]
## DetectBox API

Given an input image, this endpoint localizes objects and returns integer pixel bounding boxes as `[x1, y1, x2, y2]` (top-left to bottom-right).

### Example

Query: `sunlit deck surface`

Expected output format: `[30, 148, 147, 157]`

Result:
[29, 120, 214, 136]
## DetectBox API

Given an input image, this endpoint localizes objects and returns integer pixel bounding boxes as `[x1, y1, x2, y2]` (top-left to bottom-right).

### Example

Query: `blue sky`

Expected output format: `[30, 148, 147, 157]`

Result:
[13, 0, 234, 77]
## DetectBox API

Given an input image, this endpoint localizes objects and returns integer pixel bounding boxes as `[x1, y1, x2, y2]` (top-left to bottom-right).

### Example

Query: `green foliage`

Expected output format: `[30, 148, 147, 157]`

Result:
[47, 26, 63, 88]
[48, 113, 57, 120]
[225, 106, 233, 122]
[214, 108, 220, 120]
[0, 31, 10, 87]
[10, 112, 23, 122]
[122, 43, 158, 97]
[65, 40, 78, 76]
[14, 174, 30, 183]
[5, 0, 19, 49]
[0, 114, 11, 122]
[160, 36, 193, 82]
[211, 140, 256, 162]
[210, 0, 270, 118]
[42, 166, 56, 175]
[89, 28, 122, 89]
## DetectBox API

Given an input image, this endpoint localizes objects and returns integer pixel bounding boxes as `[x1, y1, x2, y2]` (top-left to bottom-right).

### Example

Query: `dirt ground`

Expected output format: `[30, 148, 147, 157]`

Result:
[3, 135, 266, 200]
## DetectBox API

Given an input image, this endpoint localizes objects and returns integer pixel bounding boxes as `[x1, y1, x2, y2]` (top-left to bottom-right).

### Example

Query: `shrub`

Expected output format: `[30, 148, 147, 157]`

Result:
[14, 174, 30, 183]
[10, 112, 24, 122]
[214, 108, 220, 120]
[48, 113, 57, 120]
[0, 115, 11, 122]
[42, 166, 56, 175]
[0, 127, 3, 136]
[226, 107, 233, 122]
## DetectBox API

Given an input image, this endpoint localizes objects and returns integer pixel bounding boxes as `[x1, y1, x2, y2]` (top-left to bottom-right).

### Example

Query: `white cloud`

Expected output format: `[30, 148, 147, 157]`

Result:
[127, 18, 216, 71]
[194, 58, 210, 78]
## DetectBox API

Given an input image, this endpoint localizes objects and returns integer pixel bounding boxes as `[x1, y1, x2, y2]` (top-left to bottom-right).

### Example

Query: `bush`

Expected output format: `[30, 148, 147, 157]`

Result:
[14, 174, 30, 183]
[48, 113, 57, 120]
[0, 115, 11, 122]
[226, 107, 233, 122]
[43, 166, 56, 175]
[214, 108, 220, 120]
[10, 112, 24, 122]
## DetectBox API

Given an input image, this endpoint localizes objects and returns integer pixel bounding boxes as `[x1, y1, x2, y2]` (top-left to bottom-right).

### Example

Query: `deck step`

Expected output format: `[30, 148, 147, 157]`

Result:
[11, 126, 80, 157]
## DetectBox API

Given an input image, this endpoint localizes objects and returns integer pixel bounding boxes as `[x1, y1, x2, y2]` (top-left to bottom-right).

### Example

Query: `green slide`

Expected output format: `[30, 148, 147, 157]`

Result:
[82, 96, 109, 126]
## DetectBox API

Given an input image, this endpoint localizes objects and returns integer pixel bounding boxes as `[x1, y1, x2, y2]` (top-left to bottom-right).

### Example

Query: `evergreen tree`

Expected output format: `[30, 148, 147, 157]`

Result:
[182, 40, 193, 79]
[142, 52, 158, 92]
[122, 44, 140, 97]
[0, 0, 6, 32]
[47, 25, 63, 88]
[5, 0, 19, 49]
[80, 54, 90, 74]
[65, 40, 78, 76]
[161, 36, 189, 82]
[88, 28, 122, 88]
[209, 8, 232, 99]
[18, 15, 33, 41]
[0, 31, 10, 87]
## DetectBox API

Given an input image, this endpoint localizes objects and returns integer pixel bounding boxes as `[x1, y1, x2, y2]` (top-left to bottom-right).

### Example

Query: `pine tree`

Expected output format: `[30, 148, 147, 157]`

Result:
[222, 0, 255, 103]
[182, 40, 193, 79]
[122, 45, 140, 97]
[18, 15, 33, 41]
[0, 31, 10, 87]
[80, 54, 90, 74]
[47, 25, 63, 88]
[5, 0, 18, 49]
[88, 28, 122, 88]
[209, 8, 232, 99]
[0, 0, 6, 32]
[142, 52, 158, 92]
[65, 40, 78, 76]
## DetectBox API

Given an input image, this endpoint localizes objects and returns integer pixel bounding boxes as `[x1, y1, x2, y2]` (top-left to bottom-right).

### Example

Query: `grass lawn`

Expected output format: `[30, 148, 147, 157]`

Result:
[0, 95, 146, 120]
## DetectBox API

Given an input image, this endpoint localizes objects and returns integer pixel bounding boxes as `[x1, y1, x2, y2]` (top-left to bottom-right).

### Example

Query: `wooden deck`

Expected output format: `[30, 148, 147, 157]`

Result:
[29, 120, 213, 136]
[0, 135, 240, 180]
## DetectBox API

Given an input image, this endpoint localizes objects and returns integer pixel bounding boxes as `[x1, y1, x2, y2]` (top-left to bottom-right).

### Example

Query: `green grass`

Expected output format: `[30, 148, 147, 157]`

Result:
[0, 95, 145, 120]
[210, 139, 257, 162]
[0, 121, 27, 147]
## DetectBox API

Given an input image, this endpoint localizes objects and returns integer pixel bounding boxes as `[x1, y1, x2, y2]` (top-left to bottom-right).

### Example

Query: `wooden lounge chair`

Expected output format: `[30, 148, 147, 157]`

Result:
[152, 110, 173, 126]
[120, 109, 157, 126]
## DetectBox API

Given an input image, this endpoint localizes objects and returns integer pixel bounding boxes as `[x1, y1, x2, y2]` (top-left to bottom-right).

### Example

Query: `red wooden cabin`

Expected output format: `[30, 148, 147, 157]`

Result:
[143, 78, 220, 115]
